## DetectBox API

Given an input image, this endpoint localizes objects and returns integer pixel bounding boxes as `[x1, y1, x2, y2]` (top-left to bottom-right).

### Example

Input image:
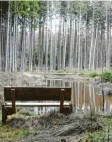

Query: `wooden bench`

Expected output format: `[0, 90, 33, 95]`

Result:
[2, 87, 72, 123]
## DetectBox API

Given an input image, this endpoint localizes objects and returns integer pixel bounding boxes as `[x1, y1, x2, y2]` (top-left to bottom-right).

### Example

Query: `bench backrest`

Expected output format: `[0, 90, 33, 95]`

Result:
[4, 87, 71, 101]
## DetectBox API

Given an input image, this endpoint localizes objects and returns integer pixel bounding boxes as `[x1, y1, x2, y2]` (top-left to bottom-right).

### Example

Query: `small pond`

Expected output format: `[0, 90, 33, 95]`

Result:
[29, 79, 112, 115]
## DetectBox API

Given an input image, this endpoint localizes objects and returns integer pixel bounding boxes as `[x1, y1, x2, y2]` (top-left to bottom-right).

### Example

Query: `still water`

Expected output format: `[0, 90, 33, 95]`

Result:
[32, 79, 112, 114]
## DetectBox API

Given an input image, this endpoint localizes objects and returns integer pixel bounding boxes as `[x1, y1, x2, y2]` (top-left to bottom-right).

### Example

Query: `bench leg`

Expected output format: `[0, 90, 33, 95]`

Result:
[62, 104, 73, 115]
[2, 106, 8, 124]
[2, 105, 13, 124]
[69, 103, 73, 113]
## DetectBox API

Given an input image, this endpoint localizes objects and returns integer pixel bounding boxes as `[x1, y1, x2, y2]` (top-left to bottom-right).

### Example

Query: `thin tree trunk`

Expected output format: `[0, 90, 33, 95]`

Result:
[5, 1, 10, 72]
[38, 19, 41, 71]
[53, 15, 57, 70]
[69, 15, 73, 69]
[92, 24, 98, 70]
[57, 18, 62, 70]
[45, 22, 48, 71]
[78, 4, 82, 70]
[89, 3, 94, 69]
[50, 13, 53, 71]
[62, 21, 67, 69]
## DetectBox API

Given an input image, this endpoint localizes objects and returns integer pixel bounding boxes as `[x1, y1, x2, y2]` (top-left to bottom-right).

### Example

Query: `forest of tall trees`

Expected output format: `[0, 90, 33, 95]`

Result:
[0, 1, 112, 72]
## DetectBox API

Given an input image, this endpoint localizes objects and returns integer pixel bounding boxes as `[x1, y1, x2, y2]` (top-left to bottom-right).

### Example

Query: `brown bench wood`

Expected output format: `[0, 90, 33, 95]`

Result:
[2, 87, 72, 123]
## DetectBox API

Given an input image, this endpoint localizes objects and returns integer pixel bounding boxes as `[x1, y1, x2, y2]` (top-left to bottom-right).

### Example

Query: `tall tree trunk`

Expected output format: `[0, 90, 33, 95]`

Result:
[50, 14, 53, 71]
[92, 24, 98, 70]
[89, 2, 94, 69]
[78, 3, 82, 70]
[106, 3, 111, 70]
[62, 21, 67, 69]
[45, 22, 48, 71]
[5, 1, 10, 72]
[57, 18, 62, 70]
[53, 15, 57, 70]
[38, 19, 41, 71]
[69, 15, 73, 69]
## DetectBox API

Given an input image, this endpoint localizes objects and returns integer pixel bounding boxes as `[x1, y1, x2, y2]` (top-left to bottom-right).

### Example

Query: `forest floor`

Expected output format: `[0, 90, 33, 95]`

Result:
[0, 72, 112, 142]
[0, 110, 112, 142]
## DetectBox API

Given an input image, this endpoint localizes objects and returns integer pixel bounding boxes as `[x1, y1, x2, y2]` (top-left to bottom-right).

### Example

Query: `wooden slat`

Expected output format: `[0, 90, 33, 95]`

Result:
[4, 87, 71, 101]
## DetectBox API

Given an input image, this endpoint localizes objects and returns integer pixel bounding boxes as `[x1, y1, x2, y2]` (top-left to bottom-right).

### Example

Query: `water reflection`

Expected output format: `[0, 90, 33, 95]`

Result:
[33, 79, 112, 114]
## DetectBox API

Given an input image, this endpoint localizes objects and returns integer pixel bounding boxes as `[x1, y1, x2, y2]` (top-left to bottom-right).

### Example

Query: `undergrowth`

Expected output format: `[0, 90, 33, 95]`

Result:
[88, 71, 100, 78]
[83, 115, 112, 142]
[0, 124, 30, 138]
[0, 111, 112, 141]
[84, 131, 106, 142]
[54, 69, 112, 83]
[100, 72, 112, 83]
[57, 69, 74, 73]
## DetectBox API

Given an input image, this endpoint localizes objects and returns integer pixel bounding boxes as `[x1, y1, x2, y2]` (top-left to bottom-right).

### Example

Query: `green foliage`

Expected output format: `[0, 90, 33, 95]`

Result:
[86, 71, 112, 83]
[16, 1, 40, 18]
[57, 69, 69, 73]
[83, 116, 112, 142]
[60, 1, 68, 20]
[100, 72, 112, 82]
[11, 0, 47, 28]
[56, 69, 77, 73]
[85, 131, 106, 142]
[89, 72, 99, 78]
[0, 124, 30, 138]
[18, 129, 30, 136]
[38, 1, 47, 19]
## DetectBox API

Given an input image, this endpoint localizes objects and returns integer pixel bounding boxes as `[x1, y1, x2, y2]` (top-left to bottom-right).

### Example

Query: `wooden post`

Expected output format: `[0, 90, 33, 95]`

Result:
[69, 102, 73, 113]
[60, 89, 65, 113]
[11, 89, 16, 114]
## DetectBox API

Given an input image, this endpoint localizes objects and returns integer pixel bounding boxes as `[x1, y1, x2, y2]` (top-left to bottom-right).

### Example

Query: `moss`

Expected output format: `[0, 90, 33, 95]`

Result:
[0, 113, 40, 139]
[18, 129, 30, 136]
[0, 124, 30, 138]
